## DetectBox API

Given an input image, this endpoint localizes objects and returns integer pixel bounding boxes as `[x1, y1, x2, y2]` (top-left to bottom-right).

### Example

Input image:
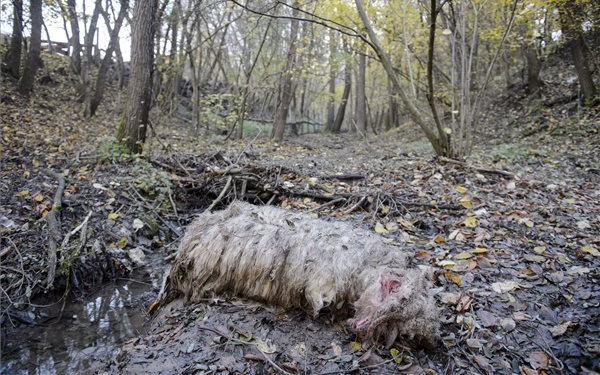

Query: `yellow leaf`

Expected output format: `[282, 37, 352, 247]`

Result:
[390, 348, 402, 363]
[116, 237, 127, 248]
[464, 216, 477, 228]
[399, 219, 413, 228]
[23, 170, 30, 178]
[455, 186, 468, 194]
[564, 198, 576, 204]
[15, 190, 29, 197]
[533, 246, 546, 254]
[350, 341, 362, 352]
[444, 271, 462, 286]
[433, 234, 445, 243]
[32, 159, 40, 167]
[385, 222, 398, 231]
[472, 247, 488, 254]
[107, 212, 120, 221]
[33, 193, 44, 203]
[438, 260, 456, 268]
[454, 252, 473, 260]
[375, 222, 388, 234]
[459, 196, 472, 209]
[580, 245, 599, 257]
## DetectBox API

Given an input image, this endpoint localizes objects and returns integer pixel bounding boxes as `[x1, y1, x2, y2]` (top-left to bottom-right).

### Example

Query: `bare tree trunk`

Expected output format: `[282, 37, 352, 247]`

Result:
[272, 2, 300, 141]
[118, 0, 159, 153]
[80, 0, 103, 106]
[326, 29, 336, 131]
[525, 44, 542, 97]
[66, 0, 81, 74]
[332, 38, 352, 133]
[7, 0, 23, 79]
[558, 1, 596, 103]
[235, 19, 272, 140]
[89, 0, 129, 117]
[18, 0, 42, 98]
[355, 46, 367, 135]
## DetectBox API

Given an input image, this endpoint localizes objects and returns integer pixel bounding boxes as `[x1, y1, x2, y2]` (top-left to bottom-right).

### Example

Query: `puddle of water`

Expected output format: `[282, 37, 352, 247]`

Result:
[1, 278, 152, 374]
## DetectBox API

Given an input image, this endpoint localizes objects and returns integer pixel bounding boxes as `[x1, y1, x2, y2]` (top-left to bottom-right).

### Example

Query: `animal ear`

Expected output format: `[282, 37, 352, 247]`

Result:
[379, 277, 401, 300]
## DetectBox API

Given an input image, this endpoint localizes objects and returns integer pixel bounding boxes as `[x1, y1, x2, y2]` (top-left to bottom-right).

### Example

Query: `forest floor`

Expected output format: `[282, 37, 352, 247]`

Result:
[1, 52, 599, 375]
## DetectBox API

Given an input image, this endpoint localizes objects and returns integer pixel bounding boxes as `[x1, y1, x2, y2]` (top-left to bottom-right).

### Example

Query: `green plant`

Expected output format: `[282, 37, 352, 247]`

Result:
[129, 158, 174, 208]
[97, 136, 130, 163]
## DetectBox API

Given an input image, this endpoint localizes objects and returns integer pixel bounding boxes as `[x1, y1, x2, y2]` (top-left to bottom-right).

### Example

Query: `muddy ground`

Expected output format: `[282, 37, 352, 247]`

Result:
[1, 51, 599, 375]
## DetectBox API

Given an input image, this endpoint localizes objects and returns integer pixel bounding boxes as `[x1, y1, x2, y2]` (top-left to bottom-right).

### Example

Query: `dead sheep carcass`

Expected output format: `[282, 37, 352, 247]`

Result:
[165, 201, 439, 348]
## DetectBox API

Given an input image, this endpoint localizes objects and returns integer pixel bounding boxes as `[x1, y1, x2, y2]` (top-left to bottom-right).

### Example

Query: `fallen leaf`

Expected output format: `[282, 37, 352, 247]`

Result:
[390, 348, 402, 364]
[524, 254, 545, 263]
[471, 247, 488, 254]
[455, 186, 468, 194]
[132, 218, 144, 230]
[439, 292, 460, 305]
[331, 342, 342, 357]
[15, 190, 29, 198]
[437, 260, 456, 268]
[474, 355, 495, 374]
[374, 222, 388, 234]
[32, 193, 44, 203]
[459, 196, 472, 209]
[255, 338, 277, 354]
[549, 321, 571, 337]
[513, 312, 531, 321]
[107, 212, 120, 221]
[444, 271, 462, 286]
[456, 294, 472, 312]
[491, 281, 519, 294]
[576, 220, 591, 230]
[533, 246, 546, 254]
[477, 310, 499, 327]
[500, 318, 516, 331]
[466, 338, 482, 350]
[528, 351, 548, 370]
[433, 234, 445, 243]
[454, 252, 474, 260]
[579, 245, 599, 257]
[116, 237, 128, 248]
[464, 216, 477, 228]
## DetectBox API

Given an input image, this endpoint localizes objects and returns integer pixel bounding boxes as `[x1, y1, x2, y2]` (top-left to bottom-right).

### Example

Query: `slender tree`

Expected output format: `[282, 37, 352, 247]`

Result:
[18, 0, 42, 97]
[119, 0, 160, 153]
[272, 2, 300, 141]
[556, 0, 596, 103]
[88, 0, 129, 117]
[7, 0, 23, 79]
[332, 38, 352, 133]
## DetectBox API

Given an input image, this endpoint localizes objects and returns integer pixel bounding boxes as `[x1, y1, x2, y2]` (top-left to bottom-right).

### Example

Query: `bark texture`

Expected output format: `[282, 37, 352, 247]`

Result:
[7, 0, 23, 79]
[120, 0, 159, 153]
[17, 0, 42, 97]
[271, 2, 300, 141]
[89, 0, 129, 116]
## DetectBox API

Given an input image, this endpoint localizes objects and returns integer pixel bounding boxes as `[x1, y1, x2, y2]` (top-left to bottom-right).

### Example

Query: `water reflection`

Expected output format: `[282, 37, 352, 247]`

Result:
[1, 279, 150, 374]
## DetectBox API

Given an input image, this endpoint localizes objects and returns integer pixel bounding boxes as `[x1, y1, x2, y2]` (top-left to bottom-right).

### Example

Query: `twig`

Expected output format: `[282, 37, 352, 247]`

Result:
[306, 197, 346, 213]
[59, 211, 92, 256]
[44, 169, 65, 289]
[439, 156, 514, 178]
[207, 176, 233, 212]
[343, 196, 367, 215]
[196, 325, 294, 375]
